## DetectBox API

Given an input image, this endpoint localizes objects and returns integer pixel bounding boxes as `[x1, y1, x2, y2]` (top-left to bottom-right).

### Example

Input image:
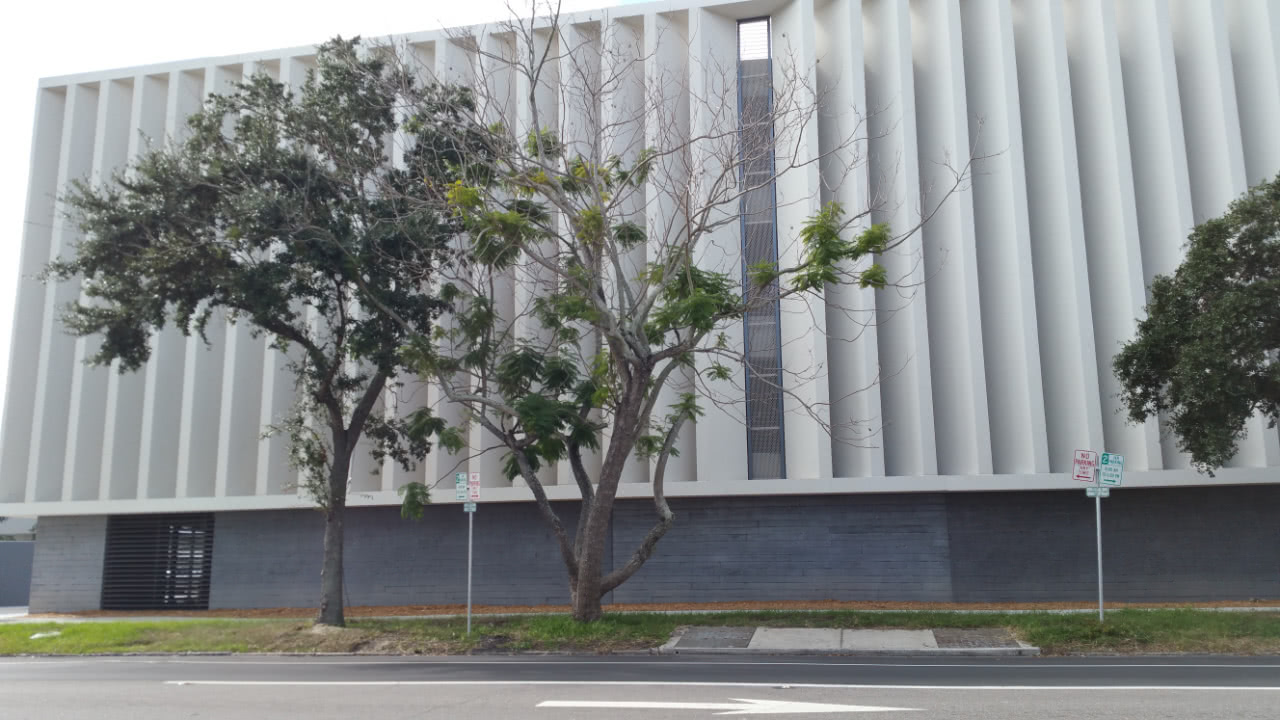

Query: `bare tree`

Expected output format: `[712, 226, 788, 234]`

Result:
[370, 2, 972, 621]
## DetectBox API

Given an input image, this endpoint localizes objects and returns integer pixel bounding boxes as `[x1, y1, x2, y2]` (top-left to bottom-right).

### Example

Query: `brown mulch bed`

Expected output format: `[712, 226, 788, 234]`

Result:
[31, 598, 1280, 620]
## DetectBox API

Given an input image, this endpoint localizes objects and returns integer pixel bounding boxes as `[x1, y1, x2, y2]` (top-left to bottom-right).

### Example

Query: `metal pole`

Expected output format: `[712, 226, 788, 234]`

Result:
[466, 511, 474, 635]
[1095, 470, 1104, 623]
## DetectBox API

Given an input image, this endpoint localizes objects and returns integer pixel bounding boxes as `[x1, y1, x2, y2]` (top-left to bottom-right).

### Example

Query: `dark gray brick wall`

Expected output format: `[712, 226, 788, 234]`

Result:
[26, 485, 1280, 610]
[28, 515, 106, 612]
[0, 542, 34, 605]
[208, 509, 323, 609]
[209, 503, 584, 609]
[611, 495, 953, 603]
[947, 486, 1280, 602]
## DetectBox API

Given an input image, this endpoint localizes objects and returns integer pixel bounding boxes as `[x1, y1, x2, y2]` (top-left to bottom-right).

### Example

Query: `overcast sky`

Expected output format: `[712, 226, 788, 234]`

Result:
[0, 0, 644, 422]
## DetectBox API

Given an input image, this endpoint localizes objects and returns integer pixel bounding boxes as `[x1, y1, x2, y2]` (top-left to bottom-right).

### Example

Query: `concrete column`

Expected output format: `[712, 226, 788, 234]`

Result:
[1011, 0, 1106, 471]
[772, 0, 832, 480]
[64, 77, 131, 502]
[554, 20, 606, 488]
[601, 15, 650, 485]
[98, 74, 167, 501]
[29, 82, 97, 503]
[863, 0, 938, 476]
[910, 0, 994, 476]
[135, 71, 195, 501]
[1115, 0, 1196, 470]
[421, 38, 475, 488]
[253, 55, 312, 498]
[175, 66, 236, 498]
[1, 87, 64, 503]
[1170, 0, 1280, 468]
[959, 0, 1052, 474]
[817, 0, 885, 479]
[645, 10, 696, 483]
[688, 7, 748, 485]
[1225, 0, 1280, 459]
[1064, 0, 1163, 471]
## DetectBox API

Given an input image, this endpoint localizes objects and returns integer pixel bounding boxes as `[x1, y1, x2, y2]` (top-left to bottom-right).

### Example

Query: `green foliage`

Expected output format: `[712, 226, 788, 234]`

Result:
[790, 203, 891, 293]
[1114, 174, 1280, 472]
[46, 36, 467, 500]
[398, 481, 432, 520]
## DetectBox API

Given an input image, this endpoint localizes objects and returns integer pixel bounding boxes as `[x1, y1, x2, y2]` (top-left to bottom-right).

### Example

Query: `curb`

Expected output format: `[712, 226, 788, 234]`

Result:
[655, 646, 1040, 657]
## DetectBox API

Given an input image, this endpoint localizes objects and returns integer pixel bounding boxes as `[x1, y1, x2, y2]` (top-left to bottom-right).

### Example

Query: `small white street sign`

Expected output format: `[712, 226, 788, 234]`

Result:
[463, 501, 477, 513]
[1086, 486, 1110, 498]
[1100, 452, 1124, 486]
[1072, 449, 1099, 482]
[454, 472, 467, 501]
[468, 471, 481, 501]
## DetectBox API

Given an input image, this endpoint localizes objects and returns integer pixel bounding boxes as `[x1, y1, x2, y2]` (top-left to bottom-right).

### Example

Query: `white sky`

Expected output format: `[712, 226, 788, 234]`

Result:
[0, 0, 643, 419]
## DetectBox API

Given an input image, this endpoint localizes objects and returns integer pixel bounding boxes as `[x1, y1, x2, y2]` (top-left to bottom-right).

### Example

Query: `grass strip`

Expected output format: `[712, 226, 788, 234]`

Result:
[2, 609, 1278, 656]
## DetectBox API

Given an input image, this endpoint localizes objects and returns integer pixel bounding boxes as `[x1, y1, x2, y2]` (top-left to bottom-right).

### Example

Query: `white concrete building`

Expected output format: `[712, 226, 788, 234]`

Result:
[3, 0, 1279, 612]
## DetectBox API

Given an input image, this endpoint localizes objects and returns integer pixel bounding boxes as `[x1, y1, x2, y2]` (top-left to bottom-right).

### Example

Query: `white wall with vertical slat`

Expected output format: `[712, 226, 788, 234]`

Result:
[910, 0, 993, 476]
[5, 0, 1280, 518]
[1012, 0, 1106, 473]
[816, 0, 885, 480]
[864, 0, 939, 477]
[1170, 0, 1280, 468]
[1115, 0, 1196, 471]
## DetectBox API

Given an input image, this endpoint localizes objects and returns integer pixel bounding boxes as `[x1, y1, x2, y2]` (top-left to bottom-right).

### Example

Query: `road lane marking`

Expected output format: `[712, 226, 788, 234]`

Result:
[164, 681, 1280, 690]
[537, 698, 919, 714]
[23, 658, 1276, 668]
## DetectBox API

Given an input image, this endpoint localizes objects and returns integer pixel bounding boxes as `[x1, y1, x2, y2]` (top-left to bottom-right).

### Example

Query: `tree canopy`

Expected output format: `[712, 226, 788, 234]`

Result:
[375, 11, 947, 621]
[1114, 174, 1280, 472]
[48, 37, 463, 625]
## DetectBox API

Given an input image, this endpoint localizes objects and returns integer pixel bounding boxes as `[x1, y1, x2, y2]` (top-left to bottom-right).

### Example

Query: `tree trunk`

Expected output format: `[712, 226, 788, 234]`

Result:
[317, 445, 352, 627]
[571, 568, 604, 622]
[570, 503, 610, 622]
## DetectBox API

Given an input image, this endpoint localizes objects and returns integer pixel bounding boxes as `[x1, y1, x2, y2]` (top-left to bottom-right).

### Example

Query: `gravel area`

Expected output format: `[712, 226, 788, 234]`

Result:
[674, 626, 755, 649]
[932, 628, 1022, 649]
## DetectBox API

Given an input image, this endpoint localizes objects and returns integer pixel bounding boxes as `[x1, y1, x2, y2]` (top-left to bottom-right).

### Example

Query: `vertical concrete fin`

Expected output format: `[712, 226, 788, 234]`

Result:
[3, 87, 64, 504]
[910, 0, 994, 475]
[1012, 0, 1106, 470]
[864, 0, 938, 476]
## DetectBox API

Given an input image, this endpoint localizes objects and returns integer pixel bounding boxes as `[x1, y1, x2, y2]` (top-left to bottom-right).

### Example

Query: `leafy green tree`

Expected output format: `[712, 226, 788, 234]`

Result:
[47, 38, 461, 626]
[1115, 175, 1280, 472]
[379, 13, 962, 621]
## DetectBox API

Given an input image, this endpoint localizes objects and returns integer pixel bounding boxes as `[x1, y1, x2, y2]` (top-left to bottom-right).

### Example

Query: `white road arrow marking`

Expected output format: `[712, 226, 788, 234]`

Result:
[536, 698, 919, 715]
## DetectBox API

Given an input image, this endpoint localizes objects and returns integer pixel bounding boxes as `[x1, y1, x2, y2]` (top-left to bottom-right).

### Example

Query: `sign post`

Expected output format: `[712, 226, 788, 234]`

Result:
[1077, 451, 1122, 623]
[1093, 466, 1104, 623]
[461, 473, 480, 634]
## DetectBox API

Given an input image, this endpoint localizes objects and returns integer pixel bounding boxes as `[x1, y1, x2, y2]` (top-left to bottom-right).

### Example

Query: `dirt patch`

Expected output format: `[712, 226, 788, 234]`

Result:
[37, 598, 1280, 621]
[933, 627, 1022, 649]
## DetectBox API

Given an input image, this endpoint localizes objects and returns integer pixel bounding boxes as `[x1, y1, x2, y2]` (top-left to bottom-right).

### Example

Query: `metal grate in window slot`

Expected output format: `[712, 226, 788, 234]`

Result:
[738, 19, 786, 480]
[100, 513, 215, 610]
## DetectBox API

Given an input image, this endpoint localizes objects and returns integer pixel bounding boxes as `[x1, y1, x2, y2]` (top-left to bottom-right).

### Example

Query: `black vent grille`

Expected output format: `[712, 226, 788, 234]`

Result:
[738, 24, 786, 480]
[101, 513, 215, 610]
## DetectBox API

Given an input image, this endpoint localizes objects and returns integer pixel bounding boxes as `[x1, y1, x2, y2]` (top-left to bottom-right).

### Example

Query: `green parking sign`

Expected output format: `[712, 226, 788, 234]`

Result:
[1099, 452, 1124, 486]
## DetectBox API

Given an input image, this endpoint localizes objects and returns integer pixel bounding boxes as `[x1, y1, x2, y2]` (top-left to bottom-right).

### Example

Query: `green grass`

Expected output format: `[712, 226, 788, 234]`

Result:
[3, 609, 1279, 656]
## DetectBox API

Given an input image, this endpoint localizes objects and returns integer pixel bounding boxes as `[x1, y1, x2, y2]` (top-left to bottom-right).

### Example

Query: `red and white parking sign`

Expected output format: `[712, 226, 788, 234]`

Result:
[1072, 449, 1099, 482]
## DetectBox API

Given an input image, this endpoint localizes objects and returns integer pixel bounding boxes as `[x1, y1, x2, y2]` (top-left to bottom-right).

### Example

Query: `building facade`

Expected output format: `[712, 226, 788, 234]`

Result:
[4, 0, 1280, 612]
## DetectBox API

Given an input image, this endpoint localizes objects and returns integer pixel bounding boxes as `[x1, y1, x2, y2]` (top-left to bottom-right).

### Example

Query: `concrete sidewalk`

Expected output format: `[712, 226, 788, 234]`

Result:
[660, 626, 1040, 656]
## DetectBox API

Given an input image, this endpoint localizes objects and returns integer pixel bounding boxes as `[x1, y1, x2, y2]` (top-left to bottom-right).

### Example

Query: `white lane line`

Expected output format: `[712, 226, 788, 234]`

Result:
[538, 698, 920, 713]
[163, 680, 1280, 690]
[15, 658, 1274, 668]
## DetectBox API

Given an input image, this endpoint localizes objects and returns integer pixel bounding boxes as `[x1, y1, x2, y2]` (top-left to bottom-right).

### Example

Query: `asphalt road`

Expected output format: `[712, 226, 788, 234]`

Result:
[2, 655, 1278, 719]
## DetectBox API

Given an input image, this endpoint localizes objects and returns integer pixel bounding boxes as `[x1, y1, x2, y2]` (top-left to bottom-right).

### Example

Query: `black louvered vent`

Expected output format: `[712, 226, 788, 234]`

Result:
[101, 513, 215, 610]
[738, 17, 786, 480]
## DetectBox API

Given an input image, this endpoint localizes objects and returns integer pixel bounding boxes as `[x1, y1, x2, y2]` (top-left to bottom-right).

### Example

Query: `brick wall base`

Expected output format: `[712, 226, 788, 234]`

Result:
[27, 486, 1280, 612]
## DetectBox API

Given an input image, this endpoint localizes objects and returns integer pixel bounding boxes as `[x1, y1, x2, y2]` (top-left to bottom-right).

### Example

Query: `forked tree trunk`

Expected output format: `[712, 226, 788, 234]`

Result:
[571, 571, 604, 622]
[317, 444, 352, 627]
[570, 503, 610, 622]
